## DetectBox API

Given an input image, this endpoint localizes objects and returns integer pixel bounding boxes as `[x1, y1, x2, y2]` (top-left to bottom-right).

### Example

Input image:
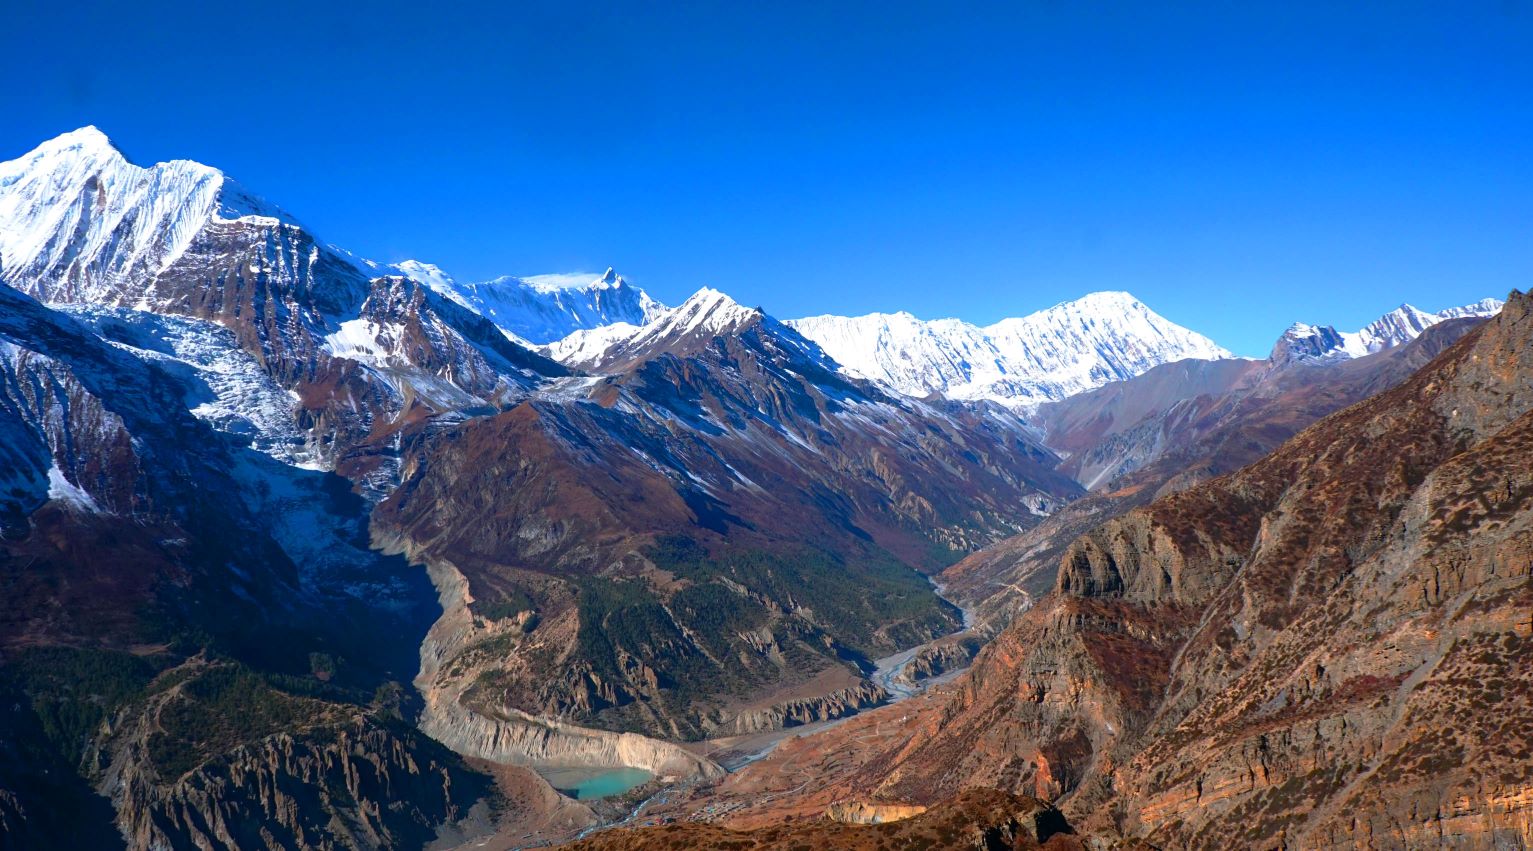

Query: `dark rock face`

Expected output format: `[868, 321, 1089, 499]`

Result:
[1269, 322, 1351, 363]
[113, 701, 489, 851]
[720, 680, 892, 736]
[846, 291, 1533, 848]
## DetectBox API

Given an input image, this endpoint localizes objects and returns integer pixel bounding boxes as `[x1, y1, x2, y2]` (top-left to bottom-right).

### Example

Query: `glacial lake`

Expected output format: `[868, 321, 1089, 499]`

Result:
[538, 766, 655, 800]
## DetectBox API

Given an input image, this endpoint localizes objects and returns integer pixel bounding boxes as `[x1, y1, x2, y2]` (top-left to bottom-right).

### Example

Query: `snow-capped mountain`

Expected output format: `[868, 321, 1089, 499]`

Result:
[0, 127, 566, 477]
[376, 262, 666, 345]
[786, 291, 1233, 409]
[1271, 299, 1504, 364]
[0, 126, 295, 304]
[545, 286, 821, 371]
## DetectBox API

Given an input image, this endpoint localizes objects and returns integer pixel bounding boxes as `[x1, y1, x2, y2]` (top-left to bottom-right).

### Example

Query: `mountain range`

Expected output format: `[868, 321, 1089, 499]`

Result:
[0, 126, 1522, 851]
[786, 292, 1233, 409]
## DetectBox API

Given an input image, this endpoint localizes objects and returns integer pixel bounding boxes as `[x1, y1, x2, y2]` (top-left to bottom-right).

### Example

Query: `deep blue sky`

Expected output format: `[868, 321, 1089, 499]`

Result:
[3, 1, 1529, 355]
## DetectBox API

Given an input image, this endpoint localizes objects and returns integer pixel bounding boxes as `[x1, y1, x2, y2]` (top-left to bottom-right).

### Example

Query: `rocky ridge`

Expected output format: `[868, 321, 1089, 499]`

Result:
[717, 680, 891, 737]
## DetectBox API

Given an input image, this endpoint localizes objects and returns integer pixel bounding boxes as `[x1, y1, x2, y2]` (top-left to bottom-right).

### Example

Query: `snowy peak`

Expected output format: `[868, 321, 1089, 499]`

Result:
[26, 124, 122, 159]
[0, 126, 289, 304]
[665, 286, 760, 336]
[382, 263, 666, 345]
[1270, 322, 1351, 363]
[1437, 297, 1505, 320]
[787, 291, 1232, 409]
[387, 259, 456, 292]
[547, 286, 764, 370]
[1271, 297, 1504, 363]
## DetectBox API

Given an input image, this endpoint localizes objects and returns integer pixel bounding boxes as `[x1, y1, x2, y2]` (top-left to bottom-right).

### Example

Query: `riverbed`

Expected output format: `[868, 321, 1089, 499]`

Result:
[695, 591, 980, 771]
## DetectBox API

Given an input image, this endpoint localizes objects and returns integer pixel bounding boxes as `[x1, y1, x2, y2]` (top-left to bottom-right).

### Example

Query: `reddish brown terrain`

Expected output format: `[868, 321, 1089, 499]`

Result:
[594, 291, 1533, 849]
[558, 788, 1087, 851]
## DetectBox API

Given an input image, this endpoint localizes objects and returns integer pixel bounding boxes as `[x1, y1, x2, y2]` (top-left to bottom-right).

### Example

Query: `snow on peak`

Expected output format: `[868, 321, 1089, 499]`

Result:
[1273, 297, 1504, 363]
[0, 126, 290, 304]
[30, 125, 121, 159]
[374, 262, 666, 345]
[787, 291, 1232, 409]
[542, 285, 764, 369]
[598, 285, 758, 346]
[521, 269, 627, 293]
[1434, 297, 1505, 320]
[669, 286, 758, 334]
[390, 260, 456, 291]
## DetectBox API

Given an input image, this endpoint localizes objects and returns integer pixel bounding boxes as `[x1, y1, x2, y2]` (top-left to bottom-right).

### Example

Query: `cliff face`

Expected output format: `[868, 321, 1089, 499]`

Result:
[395, 537, 724, 782]
[109, 713, 491, 851]
[845, 291, 1533, 849]
[718, 680, 890, 737]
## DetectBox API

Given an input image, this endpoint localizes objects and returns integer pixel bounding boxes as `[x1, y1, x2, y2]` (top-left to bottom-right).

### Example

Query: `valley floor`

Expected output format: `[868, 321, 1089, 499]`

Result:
[447, 592, 986, 849]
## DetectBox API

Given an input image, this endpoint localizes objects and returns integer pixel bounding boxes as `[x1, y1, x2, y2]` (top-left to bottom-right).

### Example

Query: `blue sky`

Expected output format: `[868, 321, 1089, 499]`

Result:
[3, 1, 1529, 356]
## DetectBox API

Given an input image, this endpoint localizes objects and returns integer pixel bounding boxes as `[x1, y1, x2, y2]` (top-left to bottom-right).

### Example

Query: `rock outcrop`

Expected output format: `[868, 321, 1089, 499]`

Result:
[893, 634, 985, 687]
[825, 800, 929, 824]
[109, 715, 490, 851]
[420, 696, 724, 782]
[714, 680, 890, 736]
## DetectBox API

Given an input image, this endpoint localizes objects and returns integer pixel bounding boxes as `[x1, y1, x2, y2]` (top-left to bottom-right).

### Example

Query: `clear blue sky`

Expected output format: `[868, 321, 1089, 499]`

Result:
[3, 1, 1529, 356]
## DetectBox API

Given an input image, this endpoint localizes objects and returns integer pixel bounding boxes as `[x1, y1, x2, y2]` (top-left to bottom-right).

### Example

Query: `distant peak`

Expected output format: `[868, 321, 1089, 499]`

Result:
[396, 259, 447, 275]
[389, 259, 456, 290]
[682, 286, 745, 311]
[660, 286, 759, 335]
[521, 271, 623, 293]
[1067, 290, 1143, 308]
[30, 125, 124, 160]
[55, 125, 113, 146]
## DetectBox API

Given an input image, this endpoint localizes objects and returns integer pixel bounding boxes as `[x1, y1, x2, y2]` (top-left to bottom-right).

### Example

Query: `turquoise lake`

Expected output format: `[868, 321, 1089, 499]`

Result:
[538, 766, 654, 800]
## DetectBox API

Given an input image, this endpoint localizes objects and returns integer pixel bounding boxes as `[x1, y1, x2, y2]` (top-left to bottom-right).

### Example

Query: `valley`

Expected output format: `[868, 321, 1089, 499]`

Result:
[0, 125, 1525, 851]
